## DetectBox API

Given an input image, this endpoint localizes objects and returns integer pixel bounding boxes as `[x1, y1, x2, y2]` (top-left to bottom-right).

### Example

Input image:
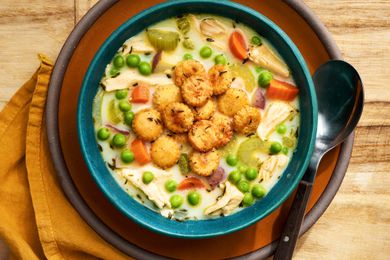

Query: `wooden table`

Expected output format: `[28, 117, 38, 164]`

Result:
[0, 0, 389, 259]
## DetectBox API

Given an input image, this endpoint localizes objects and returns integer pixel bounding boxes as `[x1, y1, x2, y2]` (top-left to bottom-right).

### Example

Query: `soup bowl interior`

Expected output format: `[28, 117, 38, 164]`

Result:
[77, 0, 317, 238]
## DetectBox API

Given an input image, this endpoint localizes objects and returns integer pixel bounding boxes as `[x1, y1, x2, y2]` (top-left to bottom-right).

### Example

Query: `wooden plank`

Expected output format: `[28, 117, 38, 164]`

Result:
[303, 0, 390, 102]
[75, 0, 99, 23]
[294, 1, 390, 258]
[0, 0, 74, 110]
[295, 192, 390, 259]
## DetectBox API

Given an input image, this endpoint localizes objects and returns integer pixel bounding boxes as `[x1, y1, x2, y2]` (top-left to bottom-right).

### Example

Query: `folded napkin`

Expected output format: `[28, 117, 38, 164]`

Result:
[0, 55, 128, 259]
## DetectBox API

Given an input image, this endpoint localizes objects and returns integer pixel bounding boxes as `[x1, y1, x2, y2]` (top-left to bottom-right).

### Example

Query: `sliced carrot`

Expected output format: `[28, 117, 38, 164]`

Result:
[229, 31, 248, 60]
[131, 139, 151, 165]
[266, 79, 299, 101]
[178, 177, 205, 190]
[131, 84, 149, 103]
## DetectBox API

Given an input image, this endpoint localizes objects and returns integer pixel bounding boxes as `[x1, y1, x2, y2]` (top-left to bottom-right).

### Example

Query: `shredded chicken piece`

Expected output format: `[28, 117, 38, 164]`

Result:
[209, 40, 228, 51]
[160, 209, 174, 219]
[122, 36, 155, 54]
[259, 154, 289, 182]
[257, 102, 294, 140]
[204, 182, 244, 216]
[188, 14, 228, 51]
[188, 14, 201, 32]
[154, 52, 181, 73]
[200, 18, 227, 37]
[230, 77, 245, 89]
[120, 168, 173, 210]
[249, 45, 290, 77]
[103, 70, 172, 91]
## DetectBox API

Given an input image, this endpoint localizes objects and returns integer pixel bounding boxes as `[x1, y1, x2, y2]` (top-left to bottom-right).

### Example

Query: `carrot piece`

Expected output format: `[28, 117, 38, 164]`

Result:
[266, 79, 299, 101]
[131, 139, 151, 165]
[132, 84, 149, 103]
[178, 177, 205, 190]
[229, 31, 248, 60]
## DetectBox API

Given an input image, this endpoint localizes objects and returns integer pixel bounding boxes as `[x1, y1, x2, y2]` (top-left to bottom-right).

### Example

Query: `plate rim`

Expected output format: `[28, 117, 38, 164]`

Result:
[45, 0, 353, 259]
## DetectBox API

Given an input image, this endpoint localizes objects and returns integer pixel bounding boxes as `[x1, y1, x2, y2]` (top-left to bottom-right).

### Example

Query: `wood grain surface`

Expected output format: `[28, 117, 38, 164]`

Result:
[0, 0, 389, 259]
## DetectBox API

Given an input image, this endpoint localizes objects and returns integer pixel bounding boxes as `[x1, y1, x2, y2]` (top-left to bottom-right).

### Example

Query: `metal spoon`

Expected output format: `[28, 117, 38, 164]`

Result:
[274, 60, 364, 260]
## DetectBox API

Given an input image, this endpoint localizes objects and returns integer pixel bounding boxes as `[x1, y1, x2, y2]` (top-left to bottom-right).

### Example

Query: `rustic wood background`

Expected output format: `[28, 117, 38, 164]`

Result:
[0, 0, 389, 259]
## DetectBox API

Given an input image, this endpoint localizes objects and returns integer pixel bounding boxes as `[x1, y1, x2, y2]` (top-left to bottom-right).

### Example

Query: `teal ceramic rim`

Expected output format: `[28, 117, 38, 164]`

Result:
[77, 0, 318, 238]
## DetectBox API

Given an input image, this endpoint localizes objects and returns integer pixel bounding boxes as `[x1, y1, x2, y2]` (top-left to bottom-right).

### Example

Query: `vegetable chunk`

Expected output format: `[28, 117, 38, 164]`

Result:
[131, 139, 151, 165]
[132, 84, 150, 103]
[229, 31, 248, 60]
[266, 79, 299, 101]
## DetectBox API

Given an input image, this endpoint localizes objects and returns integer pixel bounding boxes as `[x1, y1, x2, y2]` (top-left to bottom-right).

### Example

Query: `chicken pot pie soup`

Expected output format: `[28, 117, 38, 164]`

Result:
[93, 14, 300, 221]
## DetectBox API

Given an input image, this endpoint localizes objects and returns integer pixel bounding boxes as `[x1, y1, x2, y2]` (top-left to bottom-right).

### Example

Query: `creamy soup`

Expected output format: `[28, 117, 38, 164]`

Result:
[93, 14, 300, 221]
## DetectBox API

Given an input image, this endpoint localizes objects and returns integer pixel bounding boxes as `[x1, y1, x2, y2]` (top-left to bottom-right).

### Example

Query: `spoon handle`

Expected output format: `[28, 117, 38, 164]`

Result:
[274, 180, 313, 260]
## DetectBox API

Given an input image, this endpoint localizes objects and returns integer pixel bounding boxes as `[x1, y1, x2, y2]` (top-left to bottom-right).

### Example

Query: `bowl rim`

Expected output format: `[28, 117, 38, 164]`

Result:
[77, 0, 318, 238]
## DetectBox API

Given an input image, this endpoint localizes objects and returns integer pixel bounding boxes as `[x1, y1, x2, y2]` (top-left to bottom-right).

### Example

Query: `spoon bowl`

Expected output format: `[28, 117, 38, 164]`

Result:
[315, 60, 364, 154]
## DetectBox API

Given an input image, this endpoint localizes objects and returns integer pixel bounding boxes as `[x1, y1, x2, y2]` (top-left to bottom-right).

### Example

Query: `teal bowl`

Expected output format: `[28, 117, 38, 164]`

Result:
[77, 0, 317, 238]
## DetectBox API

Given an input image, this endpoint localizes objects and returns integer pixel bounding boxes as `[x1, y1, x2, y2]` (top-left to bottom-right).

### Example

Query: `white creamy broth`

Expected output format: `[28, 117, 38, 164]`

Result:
[93, 13, 300, 221]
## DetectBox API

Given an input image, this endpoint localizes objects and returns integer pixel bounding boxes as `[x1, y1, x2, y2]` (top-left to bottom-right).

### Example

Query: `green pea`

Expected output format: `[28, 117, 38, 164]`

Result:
[242, 193, 254, 206]
[187, 191, 201, 206]
[226, 154, 238, 166]
[228, 170, 241, 184]
[255, 67, 265, 74]
[118, 100, 132, 112]
[251, 184, 266, 199]
[126, 54, 141, 68]
[109, 67, 120, 77]
[112, 134, 126, 148]
[199, 46, 212, 58]
[258, 70, 273, 88]
[214, 54, 227, 65]
[245, 167, 258, 181]
[138, 61, 152, 76]
[276, 124, 287, 135]
[282, 147, 289, 155]
[142, 171, 154, 184]
[121, 150, 135, 163]
[115, 89, 128, 100]
[270, 141, 283, 155]
[170, 194, 183, 209]
[97, 127, 110, 141]
[251, 36, 262, 46]
[165, 180, 177, 193]
[237, 180, 250, 193]
[113, 55, 125, 68]
[183, 53, 193, 60]
[124, 111, 135, 126]
[238, 165, 248, 173]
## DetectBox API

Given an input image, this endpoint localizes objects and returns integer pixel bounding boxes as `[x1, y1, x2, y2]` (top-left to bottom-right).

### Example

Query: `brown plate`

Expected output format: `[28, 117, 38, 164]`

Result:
[46, 0, 354, 259]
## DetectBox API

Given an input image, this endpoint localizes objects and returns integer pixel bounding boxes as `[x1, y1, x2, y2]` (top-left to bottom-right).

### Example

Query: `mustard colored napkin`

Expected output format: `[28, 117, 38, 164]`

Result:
[0, 55, 128, 260]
